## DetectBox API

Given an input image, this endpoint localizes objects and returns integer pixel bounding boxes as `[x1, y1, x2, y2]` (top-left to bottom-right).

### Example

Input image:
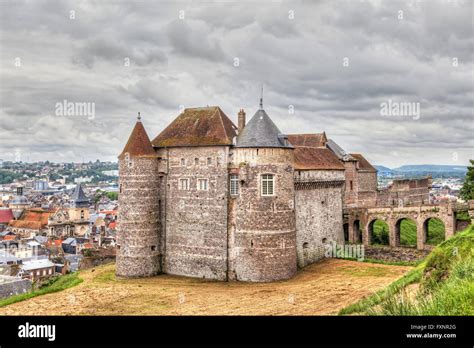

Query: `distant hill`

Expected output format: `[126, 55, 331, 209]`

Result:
[374, 165, 392, 173]
[374, 164, 467, 179]
[392, 165, 467, 172]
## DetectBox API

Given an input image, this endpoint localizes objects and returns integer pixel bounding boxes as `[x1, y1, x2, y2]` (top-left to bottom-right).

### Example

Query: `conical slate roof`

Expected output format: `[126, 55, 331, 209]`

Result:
[119, 120, 156, 159]
[71, 183, 89, 208]
[236, 109, 293, 148]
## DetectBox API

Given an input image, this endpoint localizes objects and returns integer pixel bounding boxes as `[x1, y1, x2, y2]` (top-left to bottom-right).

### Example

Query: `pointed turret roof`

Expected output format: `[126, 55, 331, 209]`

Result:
[119, 118, 156, 159]
[152, 106, 237, 147]
[71, 183, 89, 208]
[236, 108, 292, 148]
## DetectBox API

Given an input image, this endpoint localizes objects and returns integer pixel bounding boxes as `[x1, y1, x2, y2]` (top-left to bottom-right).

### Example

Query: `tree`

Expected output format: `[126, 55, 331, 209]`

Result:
[106, 191, 118, 201]
[459, 160, 474, 201]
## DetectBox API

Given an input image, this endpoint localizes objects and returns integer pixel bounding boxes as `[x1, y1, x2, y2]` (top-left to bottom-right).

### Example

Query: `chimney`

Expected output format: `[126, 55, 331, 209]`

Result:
[238, 108, 246, 133]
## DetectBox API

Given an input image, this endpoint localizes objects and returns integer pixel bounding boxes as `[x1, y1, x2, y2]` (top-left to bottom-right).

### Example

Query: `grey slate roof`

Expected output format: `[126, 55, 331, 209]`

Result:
[236, 109, 293, 148]
[326, 139, 355, 162]
[62, 237, 77, 245]
[21, 259, 54, 271]
[71, 184, 89, 208]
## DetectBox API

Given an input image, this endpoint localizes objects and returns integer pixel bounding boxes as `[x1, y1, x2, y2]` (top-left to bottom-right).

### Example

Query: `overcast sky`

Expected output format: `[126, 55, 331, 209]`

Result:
[0, 0, 472, 167]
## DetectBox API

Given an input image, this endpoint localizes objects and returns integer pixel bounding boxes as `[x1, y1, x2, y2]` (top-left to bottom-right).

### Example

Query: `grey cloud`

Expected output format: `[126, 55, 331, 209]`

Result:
[166, 19, 226, 62]
[0, 0, 472, 166]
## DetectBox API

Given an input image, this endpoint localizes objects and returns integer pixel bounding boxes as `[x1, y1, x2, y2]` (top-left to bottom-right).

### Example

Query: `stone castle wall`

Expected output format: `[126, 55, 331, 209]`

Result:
[377, 178, 431, 207]
[357, 171, 377, 192]
[229, 148, 297, 282]
[162, 146, 230, 280]
[343, 161, 358, 207]
[116, 156, 161, 278]
[294, 170, 345, 268]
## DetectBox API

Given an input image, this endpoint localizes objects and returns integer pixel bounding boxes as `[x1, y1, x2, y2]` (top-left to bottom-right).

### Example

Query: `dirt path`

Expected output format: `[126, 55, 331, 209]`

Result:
[0, 259, 411, 315]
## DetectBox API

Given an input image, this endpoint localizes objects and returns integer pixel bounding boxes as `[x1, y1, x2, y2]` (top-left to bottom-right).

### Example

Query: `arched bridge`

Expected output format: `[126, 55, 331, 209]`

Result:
[344, 203, 467, 250]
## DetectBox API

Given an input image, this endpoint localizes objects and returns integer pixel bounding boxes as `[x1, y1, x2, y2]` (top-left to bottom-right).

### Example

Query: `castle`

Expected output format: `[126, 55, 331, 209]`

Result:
[116, 101, 429, 282]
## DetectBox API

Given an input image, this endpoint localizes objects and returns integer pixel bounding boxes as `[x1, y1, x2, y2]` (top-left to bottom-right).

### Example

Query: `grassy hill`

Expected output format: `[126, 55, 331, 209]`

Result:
[340, 225, 474, 315]
[371, 219, 445, 246]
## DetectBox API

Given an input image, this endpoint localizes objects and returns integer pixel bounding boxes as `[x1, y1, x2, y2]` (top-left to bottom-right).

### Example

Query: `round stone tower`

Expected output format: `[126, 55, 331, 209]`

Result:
[231, 104, 297, 282]
[116, 114, 161, 278]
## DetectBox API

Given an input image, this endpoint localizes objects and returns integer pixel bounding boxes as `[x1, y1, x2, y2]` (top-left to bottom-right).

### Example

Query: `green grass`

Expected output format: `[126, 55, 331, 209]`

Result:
[371, 220, 390, 245]
[341, 255, 421, 267]
[0, 272, 83, 308]
[399, 219, 417, 247]
[370, 218, 445, 247]
[339, 225, 474, 316]
[339, 266, 390, 277]
[456, 211, 471, 221]
[425, 218, 445, 245]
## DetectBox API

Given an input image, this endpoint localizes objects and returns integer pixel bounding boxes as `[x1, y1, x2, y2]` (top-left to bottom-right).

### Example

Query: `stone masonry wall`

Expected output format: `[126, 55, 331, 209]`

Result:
[343, 161, 358, 207]
[116, 156, 161, 278]
[377, 178, 431, 207]
[358, 171, 377, 192]
[229, 148, 297, 282]
[163, 146, 230, 281]
[294, 170, 345, 268]
[0, 277, 32, 299]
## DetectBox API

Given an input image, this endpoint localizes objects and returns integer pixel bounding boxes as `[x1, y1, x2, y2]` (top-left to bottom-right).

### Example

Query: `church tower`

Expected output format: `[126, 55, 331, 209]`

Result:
[116, 114, 161, 278]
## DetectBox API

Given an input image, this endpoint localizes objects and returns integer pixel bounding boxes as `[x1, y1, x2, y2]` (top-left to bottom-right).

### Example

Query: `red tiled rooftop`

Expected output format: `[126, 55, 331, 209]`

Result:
[9, 208, 55, 230]
[294, 147, 345, 171]
[350, 153, 377, 172]
[119, 120, 156, 160]
[288, 133, 327, 148]
[0, 209, 14, 224]
[152, 107, 237, 147]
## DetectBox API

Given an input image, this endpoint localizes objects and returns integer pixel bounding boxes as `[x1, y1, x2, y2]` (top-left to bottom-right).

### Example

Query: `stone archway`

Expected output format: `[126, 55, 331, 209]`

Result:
[394, 217, 417, 248]
[368, 219, 390, 246]
[423, 217, 445, 246]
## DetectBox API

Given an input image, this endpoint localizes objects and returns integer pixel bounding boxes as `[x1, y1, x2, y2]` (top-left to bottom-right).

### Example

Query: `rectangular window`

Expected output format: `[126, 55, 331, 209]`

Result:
[207, 157, 212, 165]
[261, 174, 275, 196]
[197, 179, 208, 191]
[180, 158, 186, 166]
[230, 175, 239, 196]
[179, 179, 189, 190]
[350, 180, 353, 191]
[195, 158, 199, 166]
